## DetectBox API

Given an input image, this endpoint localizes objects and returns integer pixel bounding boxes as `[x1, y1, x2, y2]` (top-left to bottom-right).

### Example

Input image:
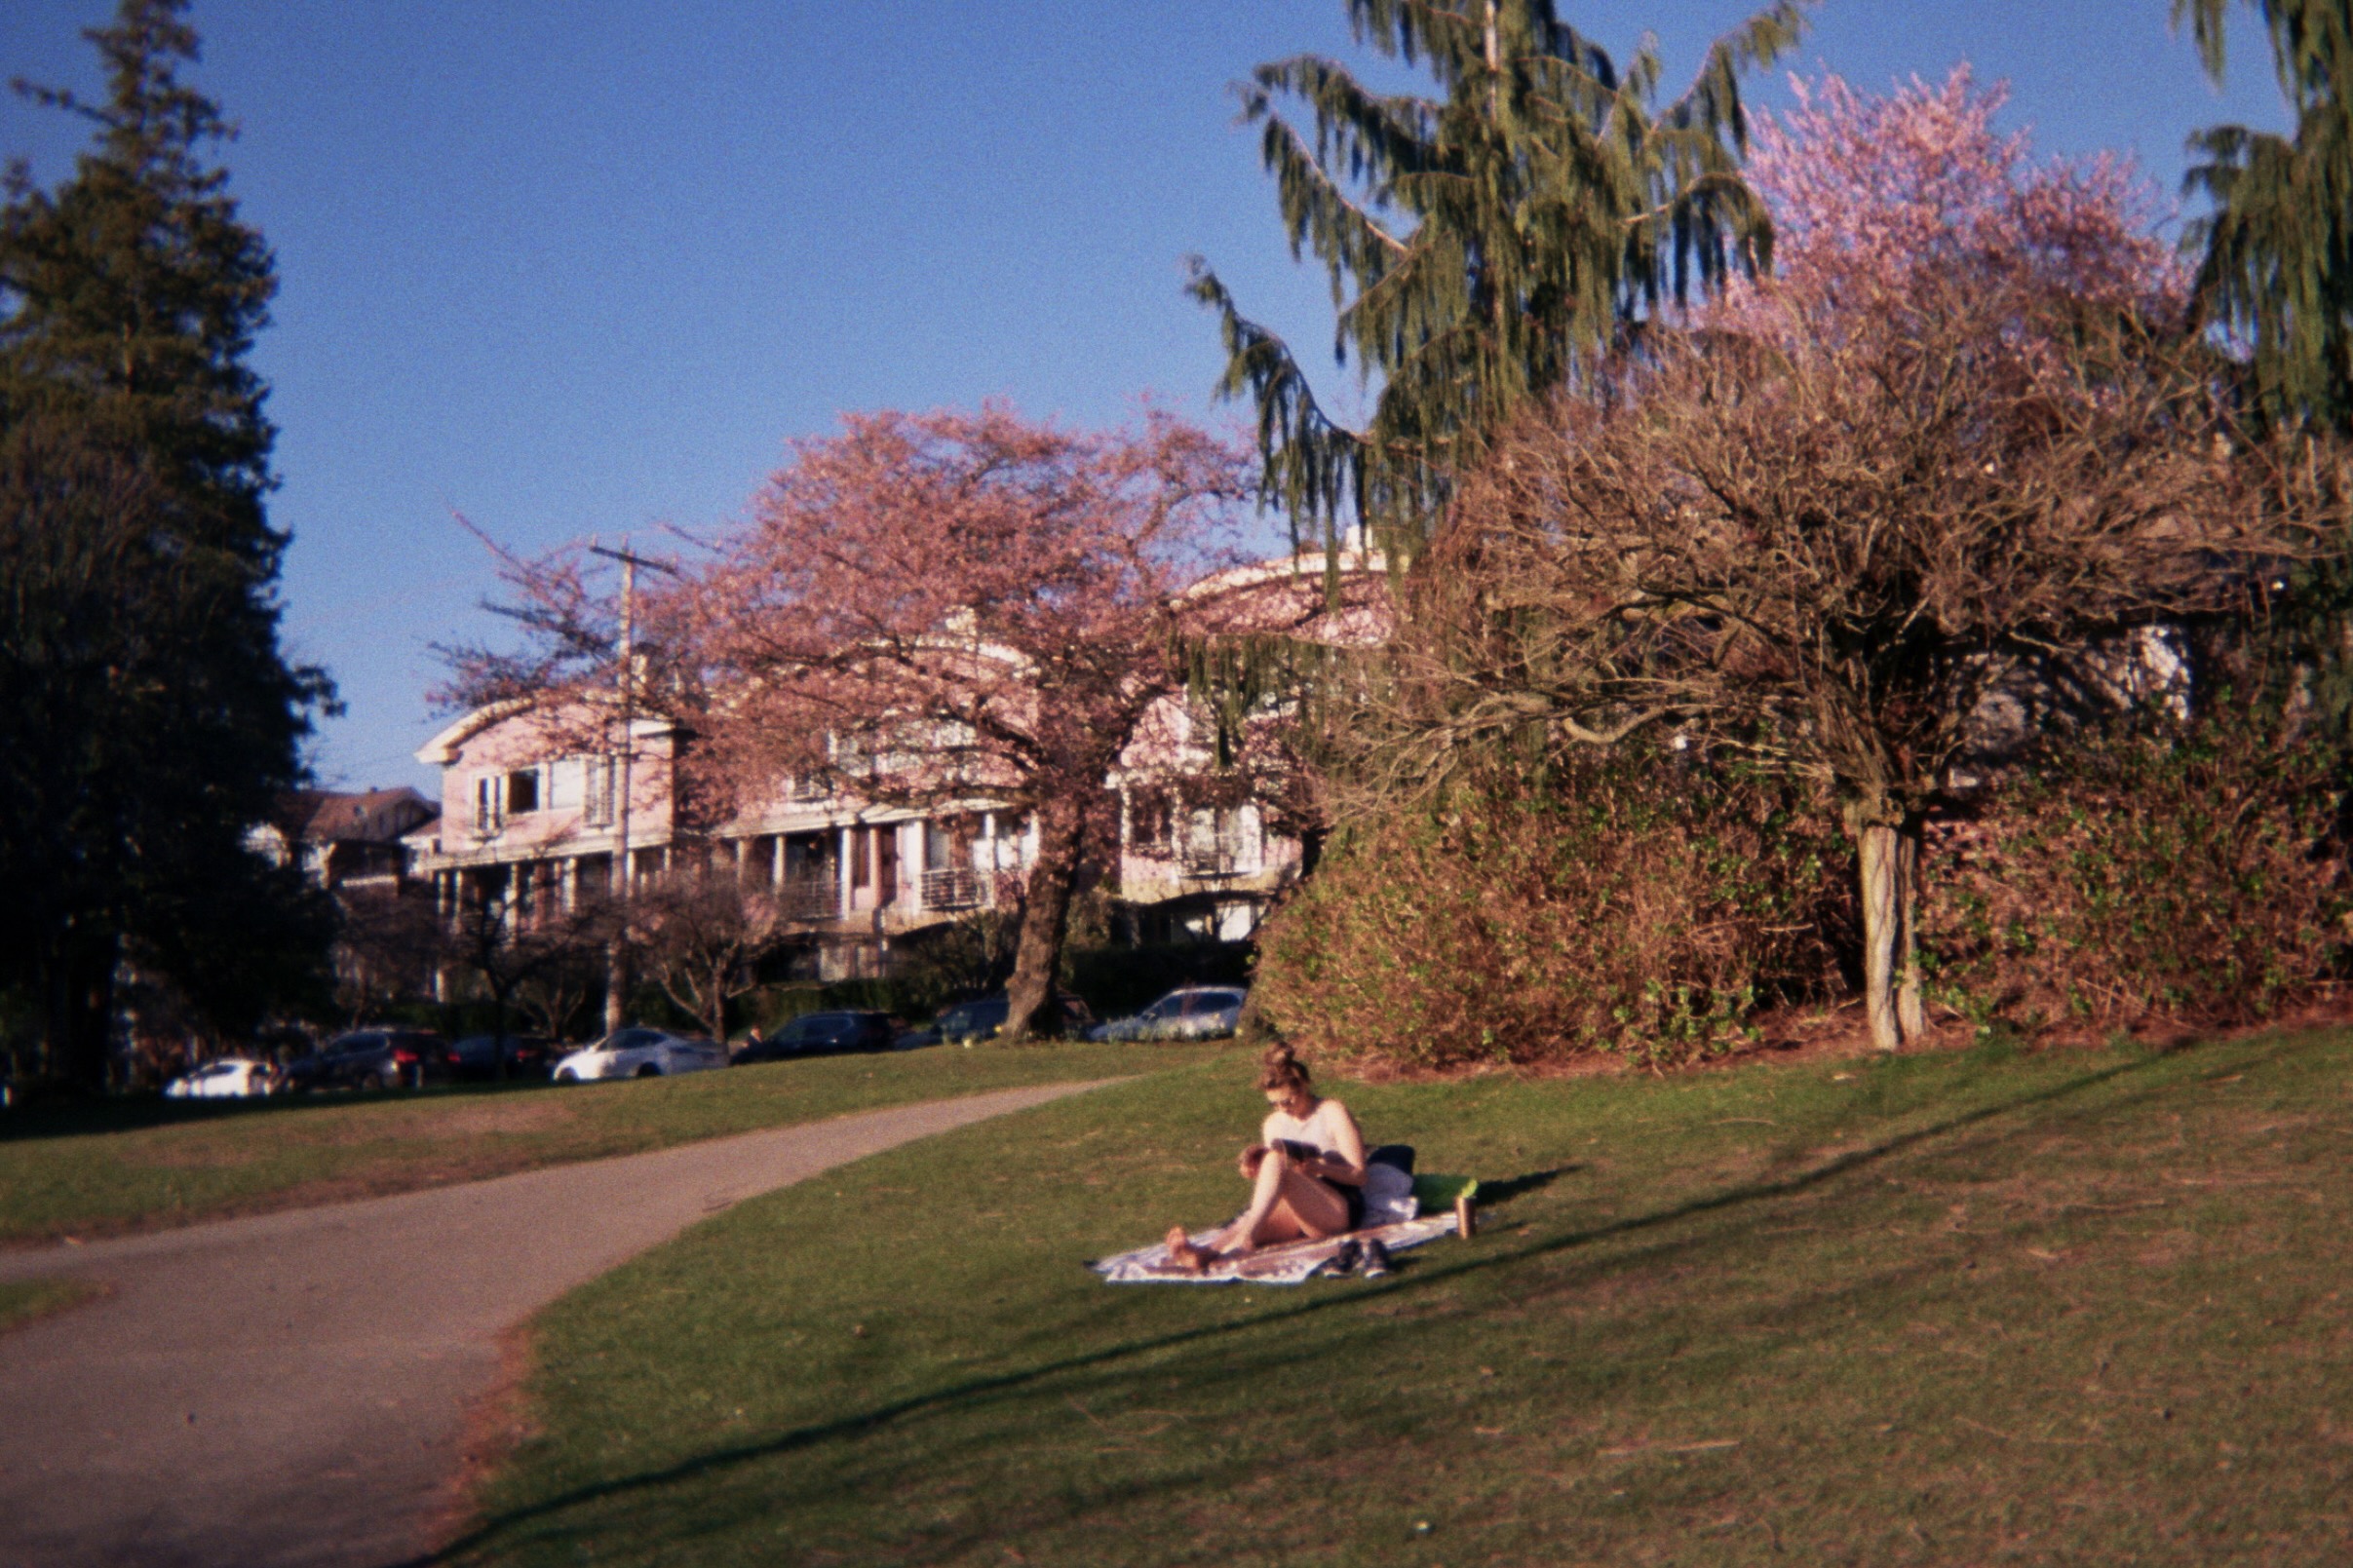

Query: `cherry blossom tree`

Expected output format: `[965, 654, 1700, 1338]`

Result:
[677, 406, 1253, 1041]
[1391, 69, 2345, 1051]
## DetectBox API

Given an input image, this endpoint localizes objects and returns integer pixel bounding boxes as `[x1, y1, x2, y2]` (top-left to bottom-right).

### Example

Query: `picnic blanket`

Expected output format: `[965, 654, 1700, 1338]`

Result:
[1089, 1211, 1460, 1284]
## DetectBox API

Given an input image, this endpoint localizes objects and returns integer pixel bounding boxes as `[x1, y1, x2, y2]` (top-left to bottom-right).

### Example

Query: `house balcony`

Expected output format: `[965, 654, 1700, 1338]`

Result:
[1179, 846, 1244, 880]
[920, 866, 983, 911]
[777, 878, 843, 923]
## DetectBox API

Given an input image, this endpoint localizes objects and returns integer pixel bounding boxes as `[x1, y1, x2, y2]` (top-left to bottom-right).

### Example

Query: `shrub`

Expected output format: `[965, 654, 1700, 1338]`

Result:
[1255, 755, 1852, 1071]
[1921, 713, 2350, 1031]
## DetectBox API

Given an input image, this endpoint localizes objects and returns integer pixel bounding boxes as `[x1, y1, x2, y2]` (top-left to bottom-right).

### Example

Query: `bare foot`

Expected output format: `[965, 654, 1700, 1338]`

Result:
[1165, 1225, 1216, 1273]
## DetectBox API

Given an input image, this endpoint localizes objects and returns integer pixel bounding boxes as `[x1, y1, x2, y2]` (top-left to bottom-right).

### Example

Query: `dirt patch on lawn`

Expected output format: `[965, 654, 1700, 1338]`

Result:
[1338, 998, 2353, 1087]
[275, 1098, 580, 1146]
[431, 1319, 544, 1552]
[123, 1139, 261, 1169]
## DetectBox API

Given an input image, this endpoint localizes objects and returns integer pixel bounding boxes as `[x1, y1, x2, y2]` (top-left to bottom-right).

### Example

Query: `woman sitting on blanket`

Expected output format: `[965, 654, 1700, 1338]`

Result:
[1167, 1045, 1387, 1272]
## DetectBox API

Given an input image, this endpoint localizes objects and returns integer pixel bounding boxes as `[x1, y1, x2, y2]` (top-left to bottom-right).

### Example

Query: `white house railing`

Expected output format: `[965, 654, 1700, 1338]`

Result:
[1179, 845, 1241, 879]
[777, 878, 843, 922]
[920, 867, 983, 911]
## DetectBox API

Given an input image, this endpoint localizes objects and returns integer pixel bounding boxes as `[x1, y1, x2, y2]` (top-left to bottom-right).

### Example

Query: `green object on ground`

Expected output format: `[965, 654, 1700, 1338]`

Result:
[1411, 1173, 1479, 1211]
[0, 1278, 96, 1334]
[442, 1028, 2353, 1567]
[0, 1042, 1229, 1247]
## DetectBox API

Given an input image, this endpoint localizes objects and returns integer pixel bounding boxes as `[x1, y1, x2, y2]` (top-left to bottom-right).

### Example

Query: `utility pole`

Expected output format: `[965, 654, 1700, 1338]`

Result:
[590, 542, 678, 1034]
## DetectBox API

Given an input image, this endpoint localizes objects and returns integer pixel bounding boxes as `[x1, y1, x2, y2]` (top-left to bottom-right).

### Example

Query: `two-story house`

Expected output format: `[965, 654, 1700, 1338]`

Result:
[406, 549, 1389, 977]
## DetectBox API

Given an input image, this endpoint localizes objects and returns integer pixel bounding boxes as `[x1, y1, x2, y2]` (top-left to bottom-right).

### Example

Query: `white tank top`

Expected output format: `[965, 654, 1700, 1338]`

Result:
[1264, 1096, 1351, 1160]
[1264, 1095, 1418, 1227]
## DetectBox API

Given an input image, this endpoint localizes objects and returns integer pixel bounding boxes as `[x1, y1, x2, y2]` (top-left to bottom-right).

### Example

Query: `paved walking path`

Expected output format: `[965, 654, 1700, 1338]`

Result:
[0, 1081, 1113, 1568]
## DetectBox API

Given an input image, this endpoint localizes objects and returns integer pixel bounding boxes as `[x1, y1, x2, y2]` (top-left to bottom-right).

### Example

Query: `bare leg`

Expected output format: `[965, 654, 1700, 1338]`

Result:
[1217, 1146, 1351, 1255]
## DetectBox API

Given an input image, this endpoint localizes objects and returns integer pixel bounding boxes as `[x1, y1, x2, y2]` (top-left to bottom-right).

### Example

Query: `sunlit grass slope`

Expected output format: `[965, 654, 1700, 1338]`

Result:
[447, 1032, 2353, 1566]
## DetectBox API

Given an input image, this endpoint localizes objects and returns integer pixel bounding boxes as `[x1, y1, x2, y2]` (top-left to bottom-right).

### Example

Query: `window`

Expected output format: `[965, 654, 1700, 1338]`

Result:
[506, 768, 541, 815]
[1128, 787, 1171, 852]
[583, 756, 616, 826]
[474, 777, 502, 835]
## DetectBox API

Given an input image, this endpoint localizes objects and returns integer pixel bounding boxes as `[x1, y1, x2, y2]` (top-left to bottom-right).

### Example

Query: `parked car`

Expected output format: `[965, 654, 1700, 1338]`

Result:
[933, 992, 1097, 1045]
[736, 1012, 898, 1063]
[448, 1033, 557, 1082]
[163, 1056, 281, 1099]
[551, 1027, 725, 1083]
[1088, 986, 1250, 1042]
[283, 1030, 454, 1092]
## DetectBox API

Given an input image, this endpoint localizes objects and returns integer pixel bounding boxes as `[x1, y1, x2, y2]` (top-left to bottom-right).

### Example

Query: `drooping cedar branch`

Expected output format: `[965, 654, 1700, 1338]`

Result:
[1189, 0, 1810, 556]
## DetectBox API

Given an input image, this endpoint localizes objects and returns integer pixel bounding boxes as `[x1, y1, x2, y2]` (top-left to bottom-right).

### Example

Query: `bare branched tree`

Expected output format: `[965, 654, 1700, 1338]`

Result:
[331, 892, 443, 1027]
[1369, 72, 2351, 1051]
[630, 867, 780, 1045]
[442, 881, 616, 1059]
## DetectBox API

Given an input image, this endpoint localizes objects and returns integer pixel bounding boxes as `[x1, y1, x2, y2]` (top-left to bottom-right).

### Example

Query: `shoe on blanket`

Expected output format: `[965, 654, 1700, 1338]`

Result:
[1328, 1239, 1362, 1277]
[1357, 1239, 1393, 1279]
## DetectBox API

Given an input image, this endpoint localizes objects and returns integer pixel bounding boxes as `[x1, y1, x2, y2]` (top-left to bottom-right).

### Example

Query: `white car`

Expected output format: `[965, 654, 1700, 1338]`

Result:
[1088, 986, 1249, 1042]
[551, 1027, 726, 1083]
[163, 1057, 278, 1099]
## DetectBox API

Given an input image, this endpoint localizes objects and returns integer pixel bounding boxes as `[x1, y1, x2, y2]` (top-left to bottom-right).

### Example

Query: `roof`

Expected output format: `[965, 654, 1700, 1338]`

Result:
[269, 787, 437, 846]
[415, 699, 680, 767]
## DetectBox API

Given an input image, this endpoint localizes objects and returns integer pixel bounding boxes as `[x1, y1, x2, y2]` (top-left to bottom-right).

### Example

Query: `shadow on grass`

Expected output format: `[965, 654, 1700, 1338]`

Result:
[1478, 1165, 1579, 1204]
[411, 1039, 2264, 1566]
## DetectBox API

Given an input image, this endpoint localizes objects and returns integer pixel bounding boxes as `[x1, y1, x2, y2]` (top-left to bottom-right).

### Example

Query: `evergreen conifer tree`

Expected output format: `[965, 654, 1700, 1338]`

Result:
[1189, 0, 1809, 554]
[2176, 3, 2353, 740]
[2178, 0, 2353, 432]
[0, 0, 330, 1089]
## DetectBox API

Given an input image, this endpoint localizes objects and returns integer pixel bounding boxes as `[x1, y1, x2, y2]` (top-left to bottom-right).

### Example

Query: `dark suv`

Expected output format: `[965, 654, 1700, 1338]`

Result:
[737, 1012, 898, 1062]
[284, 1030, 454, 1092]
[448, 1033, 556, 1082]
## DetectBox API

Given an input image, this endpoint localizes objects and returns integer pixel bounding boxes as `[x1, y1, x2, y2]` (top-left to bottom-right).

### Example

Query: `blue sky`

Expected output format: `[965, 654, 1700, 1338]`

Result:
[0, 1, 2293, 795]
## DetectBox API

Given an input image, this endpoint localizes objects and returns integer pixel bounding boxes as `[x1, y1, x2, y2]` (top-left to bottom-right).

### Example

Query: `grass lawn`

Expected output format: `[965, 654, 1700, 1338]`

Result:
[0, 1277, 97, 1334]
[442, 1029, 2353, 1567]
[0, 1042, 1219, 1247]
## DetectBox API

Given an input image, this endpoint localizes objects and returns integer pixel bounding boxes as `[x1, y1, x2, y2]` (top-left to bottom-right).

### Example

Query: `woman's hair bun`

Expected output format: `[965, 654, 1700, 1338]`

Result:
[1256, 1044, 1311, 1091]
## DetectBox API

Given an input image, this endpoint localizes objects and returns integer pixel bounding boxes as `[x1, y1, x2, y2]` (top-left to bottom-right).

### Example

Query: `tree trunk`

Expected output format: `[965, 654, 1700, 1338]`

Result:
[603, 938, 628, 1035]
[1852, 813, 1926, 1052]
[1896, 827, 1927, 1040]
[1003, 798, 1085, 1042]
[702, 960, 727, 1045]
[489, 984, 511, 1083]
